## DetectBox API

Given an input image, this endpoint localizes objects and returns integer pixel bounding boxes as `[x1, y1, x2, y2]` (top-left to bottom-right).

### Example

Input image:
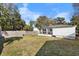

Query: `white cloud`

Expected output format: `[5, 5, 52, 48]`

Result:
[54, 12, 69, 18]
[54, 12, 72, 22]
[18, 4, 41, 24]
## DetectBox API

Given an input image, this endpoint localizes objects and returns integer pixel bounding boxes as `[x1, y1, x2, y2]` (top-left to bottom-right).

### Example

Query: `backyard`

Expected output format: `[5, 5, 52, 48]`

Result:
[1, 35, 79, 56]
[1, 35, 56, 56]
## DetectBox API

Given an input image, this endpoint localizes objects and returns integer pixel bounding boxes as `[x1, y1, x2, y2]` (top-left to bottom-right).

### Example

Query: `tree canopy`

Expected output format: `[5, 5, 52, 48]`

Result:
[0, 4, 26, 31]
[35, 16, 66, 30]
[54, 17, 66, 24]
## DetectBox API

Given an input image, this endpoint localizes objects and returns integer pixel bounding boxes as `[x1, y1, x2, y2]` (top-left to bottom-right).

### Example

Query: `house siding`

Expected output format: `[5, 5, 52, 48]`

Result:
[38, 26, 76, 39]
[53, 26, 76, 39]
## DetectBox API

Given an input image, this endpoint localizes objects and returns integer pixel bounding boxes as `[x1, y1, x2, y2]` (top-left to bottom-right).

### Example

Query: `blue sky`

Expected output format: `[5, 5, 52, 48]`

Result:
[17, 3, 74, 24]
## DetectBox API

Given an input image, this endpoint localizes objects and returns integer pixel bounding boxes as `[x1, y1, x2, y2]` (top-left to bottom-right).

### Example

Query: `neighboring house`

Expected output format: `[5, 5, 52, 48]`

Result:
[33, 27, 40, 33]
[33, 22, 40, 33]
[35, 25, 76, 39]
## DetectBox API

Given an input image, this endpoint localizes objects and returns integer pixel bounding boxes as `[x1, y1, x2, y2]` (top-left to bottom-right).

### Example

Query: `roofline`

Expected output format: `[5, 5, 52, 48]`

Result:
[41, 25, 76, 29]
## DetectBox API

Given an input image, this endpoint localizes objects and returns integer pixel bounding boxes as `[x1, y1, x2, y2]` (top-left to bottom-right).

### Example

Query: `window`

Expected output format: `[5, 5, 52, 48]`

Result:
[43, 28, 46, 34]
[48, 28, 52, 34]
[43, 29, 46, 31]
[50, 28, 52, 31]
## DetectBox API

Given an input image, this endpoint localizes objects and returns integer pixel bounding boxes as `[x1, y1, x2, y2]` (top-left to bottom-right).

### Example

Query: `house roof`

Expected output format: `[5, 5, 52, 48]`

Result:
[42, 25, 76, 28]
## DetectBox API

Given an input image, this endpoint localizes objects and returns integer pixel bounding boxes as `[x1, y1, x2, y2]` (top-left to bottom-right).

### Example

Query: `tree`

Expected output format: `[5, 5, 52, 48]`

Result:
[35, 16, 49, 29]
[0, 5, 11, 30]
[29, 20, 36, 31]
[23, 24, 33, 31]
[0, 4, 26, 31]
[35, 16, 58, 29]
[47, 19, 56, 26]
[71, 3, 79, 25]
[70, 16, 79, 25]
[11, 9, 26, 30]
[71, 3, 79, 33]
[29, 21, 35, 27]
[70, 16, 79, 32]
[55, 17, 66, 24]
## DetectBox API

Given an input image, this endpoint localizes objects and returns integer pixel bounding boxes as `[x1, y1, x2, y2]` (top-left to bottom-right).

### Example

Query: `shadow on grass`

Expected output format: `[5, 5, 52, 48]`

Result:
[36, 39, 79, 56]
[5, 37, 23, 46]
[0, 37, 23, 55]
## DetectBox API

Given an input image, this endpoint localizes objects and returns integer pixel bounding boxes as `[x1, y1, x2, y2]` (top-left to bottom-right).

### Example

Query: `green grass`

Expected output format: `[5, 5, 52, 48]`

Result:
[36, 39, 79, 56]
[1, 35, 54, 56]
[1, 35, 79, 56]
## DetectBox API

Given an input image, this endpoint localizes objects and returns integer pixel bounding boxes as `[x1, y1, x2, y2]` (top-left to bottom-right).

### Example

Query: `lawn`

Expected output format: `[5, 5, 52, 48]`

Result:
[1, 35, 79, 56]
[1, 35, 55, 56]
[36, 39, 79, 56]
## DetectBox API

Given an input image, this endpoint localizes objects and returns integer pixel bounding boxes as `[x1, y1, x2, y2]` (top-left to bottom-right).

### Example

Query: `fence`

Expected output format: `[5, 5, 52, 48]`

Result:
[1, 31, 38, 38]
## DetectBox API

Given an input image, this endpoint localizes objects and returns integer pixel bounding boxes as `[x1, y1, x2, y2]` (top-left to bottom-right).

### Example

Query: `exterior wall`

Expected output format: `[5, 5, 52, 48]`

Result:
[38, 26, 76, 39]
[53, 26, 76, 39]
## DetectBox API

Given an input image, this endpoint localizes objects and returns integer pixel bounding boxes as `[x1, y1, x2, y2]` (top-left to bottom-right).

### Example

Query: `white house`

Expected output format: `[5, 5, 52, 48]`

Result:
[37, 25, 77, 39]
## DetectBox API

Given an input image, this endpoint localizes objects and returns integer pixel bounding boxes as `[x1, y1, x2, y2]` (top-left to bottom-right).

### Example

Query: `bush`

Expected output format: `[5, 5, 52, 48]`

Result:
[23, 24, 33, 31]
